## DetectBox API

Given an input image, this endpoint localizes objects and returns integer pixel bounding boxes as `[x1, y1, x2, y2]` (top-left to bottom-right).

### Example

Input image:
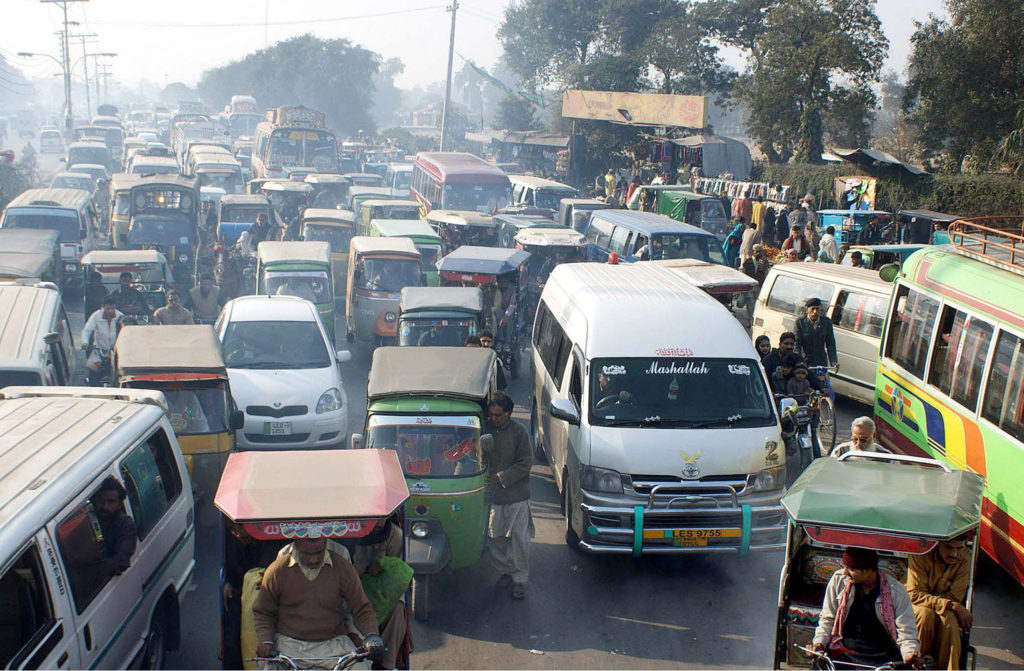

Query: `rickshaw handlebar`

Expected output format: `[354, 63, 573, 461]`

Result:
[247, 645, 371, 670]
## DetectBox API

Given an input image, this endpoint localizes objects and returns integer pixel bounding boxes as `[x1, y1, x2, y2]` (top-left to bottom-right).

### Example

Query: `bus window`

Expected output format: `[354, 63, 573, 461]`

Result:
[983, 331, 1024, 442]
[928, 307, 993, 411]
[884, 285, 939, 380]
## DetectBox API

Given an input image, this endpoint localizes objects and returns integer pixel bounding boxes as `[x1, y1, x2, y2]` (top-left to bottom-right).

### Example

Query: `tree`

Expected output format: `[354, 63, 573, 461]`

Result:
[905, 0, 1024, 172]
[872, 70, 921, 163]
[197, 34, 381, 137]
[994, 107, 1024, 177]
[370, 58, 404, 128]
[495, 95, 537, 131]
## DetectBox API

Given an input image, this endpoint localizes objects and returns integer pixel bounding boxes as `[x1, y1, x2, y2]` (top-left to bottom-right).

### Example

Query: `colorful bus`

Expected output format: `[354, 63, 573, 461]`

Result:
[251, 106, 338, 179]
[410, 151, 511, 215]
[874, 217, 1024, 586]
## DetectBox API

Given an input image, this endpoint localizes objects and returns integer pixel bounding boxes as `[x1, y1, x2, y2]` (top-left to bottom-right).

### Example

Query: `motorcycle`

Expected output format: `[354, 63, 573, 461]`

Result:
[85, 346, 113, 386]
[778, 392, 824, 473]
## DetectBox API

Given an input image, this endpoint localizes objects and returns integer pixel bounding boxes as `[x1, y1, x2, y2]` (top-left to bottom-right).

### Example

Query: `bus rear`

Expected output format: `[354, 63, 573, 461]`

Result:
[411, 151, 511, 215]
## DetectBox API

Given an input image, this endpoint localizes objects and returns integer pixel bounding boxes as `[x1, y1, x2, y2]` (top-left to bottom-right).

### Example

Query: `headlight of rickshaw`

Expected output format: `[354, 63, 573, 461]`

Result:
[315, 387, 342, 414]
[178, 253, 189, 263]
[580, 465, 623, 494]
[410, 521, 430, 538]
[64, 263, 76, 272]
[746, 466, 786, 493]
[384, 311, 396, 323]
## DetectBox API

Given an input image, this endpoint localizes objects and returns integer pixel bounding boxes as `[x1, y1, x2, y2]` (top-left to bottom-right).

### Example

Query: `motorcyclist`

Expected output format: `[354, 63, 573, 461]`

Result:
[81, 296, 122, 386]
[107, 271, 151, 317]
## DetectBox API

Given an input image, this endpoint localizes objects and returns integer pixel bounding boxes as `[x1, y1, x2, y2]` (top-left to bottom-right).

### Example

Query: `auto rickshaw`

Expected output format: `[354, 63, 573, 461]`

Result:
[772, 452, 984, 669]
[558, 197, 610, 232]
[258, 179, 313, 223]
[256, 240, 335, 342]
[352, 346, 496, 621]
[217, 194, 275, 245]
[81, 249, 172, 323]
[345, 236, 424, 346]
[370, 219, 443, 286]
[214, 448, 411, 670]
[300, 208, 355, 301]
[113, 324, 243, 508]
[649, 257, 760, 328]
[397, 286, 484, 346]
[426, 209, 499, 253]
[304, 172, 349, 209]
[513, 227, 587, 317]
[347, 186, 393, 217]
[342, 171, 386, 189]
[357, 199, 421, 236]
[436, 245, 530, 378]
[0, 228, 62, 286]
[0, 252, 53, 283]
[838, 244, 928, 271]
[493, 213, 563, 249]
[108, 172, 140, 245]
[817, 209, 893, 246]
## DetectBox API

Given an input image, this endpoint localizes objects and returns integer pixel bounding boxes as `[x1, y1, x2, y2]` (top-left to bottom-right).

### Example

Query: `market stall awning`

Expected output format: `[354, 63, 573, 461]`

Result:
[831, 147, 928, 176]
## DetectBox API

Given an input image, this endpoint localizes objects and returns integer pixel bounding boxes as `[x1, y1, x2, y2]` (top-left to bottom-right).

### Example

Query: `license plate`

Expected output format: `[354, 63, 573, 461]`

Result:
[264, 422, 291, 436]
[643, 528, 741, 547]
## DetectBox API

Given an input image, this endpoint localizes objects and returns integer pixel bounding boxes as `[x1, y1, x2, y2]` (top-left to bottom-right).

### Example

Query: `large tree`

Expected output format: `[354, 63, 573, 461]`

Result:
[905, 0, 1024, 172]
[197, 34, 382, 137]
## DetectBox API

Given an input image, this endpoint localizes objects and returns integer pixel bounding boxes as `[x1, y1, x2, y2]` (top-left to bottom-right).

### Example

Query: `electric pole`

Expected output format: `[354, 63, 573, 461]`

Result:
[40, 0, 88, 135]
[439, 0, 458, 151]
[71, 33, 97, 118]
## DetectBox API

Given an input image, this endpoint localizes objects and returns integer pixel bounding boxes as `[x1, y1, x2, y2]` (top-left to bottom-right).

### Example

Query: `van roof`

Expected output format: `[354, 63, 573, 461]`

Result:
[766, 261, 893, 292]
[589, 209, 716, 237]
[4, 187, 93, 210]
[0, 388, 167, 552]
[0, 283, 61, 367]
[545, 263, 754, 358]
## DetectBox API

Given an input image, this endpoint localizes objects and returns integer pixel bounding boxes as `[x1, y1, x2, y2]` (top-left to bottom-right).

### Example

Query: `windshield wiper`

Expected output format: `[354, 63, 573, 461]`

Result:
[686, 414, 744, 429]
[228, 361, 282, 369]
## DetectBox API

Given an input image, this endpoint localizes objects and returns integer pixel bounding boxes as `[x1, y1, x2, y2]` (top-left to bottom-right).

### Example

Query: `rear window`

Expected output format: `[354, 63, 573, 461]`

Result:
[765, 274, 834, 317]
[585, 217, 614, 247]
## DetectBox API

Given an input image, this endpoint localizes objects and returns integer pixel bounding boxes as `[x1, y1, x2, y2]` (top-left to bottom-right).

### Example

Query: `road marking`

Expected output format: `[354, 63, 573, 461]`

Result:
[606, 615, 690, 632]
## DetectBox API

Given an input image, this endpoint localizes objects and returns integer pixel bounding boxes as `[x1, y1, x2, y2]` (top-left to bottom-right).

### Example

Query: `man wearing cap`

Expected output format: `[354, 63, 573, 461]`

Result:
[814, 546, 921, 667]
[795, 297, 838, 371]
[906, 539, 973, 669]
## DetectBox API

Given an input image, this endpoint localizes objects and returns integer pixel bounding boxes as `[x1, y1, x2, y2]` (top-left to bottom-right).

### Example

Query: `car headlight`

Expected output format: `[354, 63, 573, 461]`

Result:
[580, 465, 623, 494]
[384, 311, 396, 322]
[315, 387, 342, 414]
[746, 466, 786, 492]
[410, 521, 430, 538]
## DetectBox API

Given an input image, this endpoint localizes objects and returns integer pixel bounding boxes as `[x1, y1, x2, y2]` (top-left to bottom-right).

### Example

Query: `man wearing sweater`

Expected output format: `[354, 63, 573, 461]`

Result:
[253, 538, 384, 667]
[484, 392, 533, 600]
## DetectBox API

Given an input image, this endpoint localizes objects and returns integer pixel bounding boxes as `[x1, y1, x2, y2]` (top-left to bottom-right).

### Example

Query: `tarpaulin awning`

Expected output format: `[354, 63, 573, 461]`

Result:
[831, 148, 928, 176]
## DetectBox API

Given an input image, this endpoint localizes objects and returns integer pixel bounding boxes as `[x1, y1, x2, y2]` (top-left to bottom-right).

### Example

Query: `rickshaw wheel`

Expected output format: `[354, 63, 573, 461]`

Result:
[412, 575, 429, 622]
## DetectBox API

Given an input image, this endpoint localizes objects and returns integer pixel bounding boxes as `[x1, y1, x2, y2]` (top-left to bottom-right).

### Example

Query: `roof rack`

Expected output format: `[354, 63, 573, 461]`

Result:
[948, 217, 1024, 276]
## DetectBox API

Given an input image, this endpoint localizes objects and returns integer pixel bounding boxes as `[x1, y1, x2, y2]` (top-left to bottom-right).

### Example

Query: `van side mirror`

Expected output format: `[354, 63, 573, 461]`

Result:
[350, 433, 364, 449]
[336, 349, 352, 363]
[549, 398, 580, 425]
[43, 331, 62, 346]
[877, 263, 900, 283]
[479, 433, 494, 453]
[229, 410, 244, 430]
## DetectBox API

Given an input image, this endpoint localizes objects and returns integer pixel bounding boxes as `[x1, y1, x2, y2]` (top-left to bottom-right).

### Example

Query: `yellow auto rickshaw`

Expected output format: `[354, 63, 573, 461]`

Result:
[345, 236, 423, 346]
[300, 207, 355, 303]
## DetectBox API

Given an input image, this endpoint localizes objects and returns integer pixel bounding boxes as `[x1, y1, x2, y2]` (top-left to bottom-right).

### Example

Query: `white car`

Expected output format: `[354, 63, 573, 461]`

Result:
[216, 295, 351, 448]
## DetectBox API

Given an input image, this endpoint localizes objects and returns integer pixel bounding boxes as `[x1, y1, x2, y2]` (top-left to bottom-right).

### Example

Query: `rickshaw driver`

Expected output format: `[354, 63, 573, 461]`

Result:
[813, 546, 922, 668]
[253, 536, 385, 668]
[906, 540, 973, 670]
[108, 271, 152, 315]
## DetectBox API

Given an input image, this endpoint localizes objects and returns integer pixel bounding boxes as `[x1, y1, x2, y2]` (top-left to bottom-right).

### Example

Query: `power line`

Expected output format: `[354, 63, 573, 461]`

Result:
[90, 5, 445, 29]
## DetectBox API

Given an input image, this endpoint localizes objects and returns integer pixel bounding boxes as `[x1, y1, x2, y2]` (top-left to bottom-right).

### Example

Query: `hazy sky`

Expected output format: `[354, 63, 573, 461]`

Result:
[3, 0, 946, 90]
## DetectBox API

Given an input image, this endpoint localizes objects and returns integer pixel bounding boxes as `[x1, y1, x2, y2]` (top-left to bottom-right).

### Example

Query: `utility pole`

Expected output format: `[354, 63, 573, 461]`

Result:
[438, 0, 458, 151]
[71, 33, 97, 118]
[41, 0, 88, 135]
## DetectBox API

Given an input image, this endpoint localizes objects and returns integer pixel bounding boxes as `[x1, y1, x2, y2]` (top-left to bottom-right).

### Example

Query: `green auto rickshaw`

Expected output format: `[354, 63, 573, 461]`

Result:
[255, 240, 335, 342]
[370, 219, 443, 286]
[397, 286, 485, 346]
[352, 346, 497, 621]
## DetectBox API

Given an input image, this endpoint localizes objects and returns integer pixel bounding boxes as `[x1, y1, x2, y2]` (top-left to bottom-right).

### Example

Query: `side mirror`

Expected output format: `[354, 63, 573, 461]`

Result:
[779, 397, 798, 432]
[43, 331, 62, 346]
[877, 263, 900, 283]
[479, 433, 494, 453]
[549, 398, 581, 426]
[350, 433, 364, 449]
[229, 410, 244, 431]
[336, 349, 352, 363]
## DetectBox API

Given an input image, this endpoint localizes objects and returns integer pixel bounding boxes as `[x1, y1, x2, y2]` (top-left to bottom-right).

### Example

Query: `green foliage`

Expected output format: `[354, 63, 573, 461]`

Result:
[495, 95, 538, 131]
[905, 0, 1024, 173]
[753, 163, 1023, 216]
[379, 128, 436, 154]
[0, 159, 36, 212]
[196, 34, 381, 137]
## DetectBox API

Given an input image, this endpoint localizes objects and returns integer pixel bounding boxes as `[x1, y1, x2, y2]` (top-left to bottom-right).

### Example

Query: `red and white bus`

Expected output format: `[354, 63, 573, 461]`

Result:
[410, 152, 511, 215]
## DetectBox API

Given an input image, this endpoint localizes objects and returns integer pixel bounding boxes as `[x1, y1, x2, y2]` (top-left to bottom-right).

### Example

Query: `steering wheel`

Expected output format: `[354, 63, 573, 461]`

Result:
[596, 392, 636, 409]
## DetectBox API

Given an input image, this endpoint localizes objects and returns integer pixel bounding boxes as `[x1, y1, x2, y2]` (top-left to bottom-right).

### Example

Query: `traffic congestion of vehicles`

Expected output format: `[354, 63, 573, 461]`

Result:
[4, 92, 1024, 671]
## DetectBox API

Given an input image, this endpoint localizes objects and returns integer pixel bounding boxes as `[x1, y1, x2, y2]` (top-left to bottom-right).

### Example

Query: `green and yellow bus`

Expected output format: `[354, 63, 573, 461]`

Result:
[874, 217, 1024, 586]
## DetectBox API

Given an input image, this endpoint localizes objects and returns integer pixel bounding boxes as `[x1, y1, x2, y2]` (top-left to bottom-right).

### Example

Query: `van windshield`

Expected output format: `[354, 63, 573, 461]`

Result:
[3, 210, 81, 242]
[590, 357, 775, 428]
[536, 188, 577, 210]
[222, 320, 329, 369]
[649, 234, 724, 264]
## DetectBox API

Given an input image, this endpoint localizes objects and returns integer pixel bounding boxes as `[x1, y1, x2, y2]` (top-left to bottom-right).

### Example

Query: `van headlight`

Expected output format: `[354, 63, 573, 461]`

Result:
[580, 465, 623, 494]
[315, 387, 342, 414]
[746, 466, 785, 493]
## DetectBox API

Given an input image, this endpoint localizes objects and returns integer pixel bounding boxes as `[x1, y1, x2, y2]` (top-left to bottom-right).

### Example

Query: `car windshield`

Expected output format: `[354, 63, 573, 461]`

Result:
[441, 183, 511, 213]
[264, 270, 331, 303]
[68, 146, 108, 166]
[393, 171, 411, 190]
[222, 320, 330, 369]
[358, 259, 421, 292]
[536, 188, 577, 210]
[3, 210, 80, 242]
[366, 418, 484, 478]
[649, 233, 725, 264]
[399, 318, 478, 346]
[157, 384, 228, 435]
[52, 175, 93, 191]
[590, 357, 775, 427]
[222, 206, 267, 224]
[198, 172, 241, 193]
[302, 224, 351, 254]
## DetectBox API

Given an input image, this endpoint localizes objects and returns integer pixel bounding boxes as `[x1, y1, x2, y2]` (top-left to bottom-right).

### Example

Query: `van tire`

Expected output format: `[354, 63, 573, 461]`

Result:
[531, 404, 546, 463]
[564, 485, 581, 551]
[142, 611, 168, 670]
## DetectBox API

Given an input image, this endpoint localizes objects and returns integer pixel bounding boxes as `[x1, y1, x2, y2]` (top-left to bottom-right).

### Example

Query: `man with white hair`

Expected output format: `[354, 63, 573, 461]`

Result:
[830, 416, 891, 458]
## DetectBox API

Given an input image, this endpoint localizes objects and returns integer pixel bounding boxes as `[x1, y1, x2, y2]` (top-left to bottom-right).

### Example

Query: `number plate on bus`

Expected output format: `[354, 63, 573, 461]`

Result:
[264, 422, 291, 436]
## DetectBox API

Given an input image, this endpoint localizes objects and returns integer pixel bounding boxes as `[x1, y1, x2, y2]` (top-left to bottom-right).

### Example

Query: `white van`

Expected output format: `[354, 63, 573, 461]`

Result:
[0, 387, 194, 670]
[532, 263, 786, 555]
[0, 280, 77, 387]
[751, 263, 893, 405]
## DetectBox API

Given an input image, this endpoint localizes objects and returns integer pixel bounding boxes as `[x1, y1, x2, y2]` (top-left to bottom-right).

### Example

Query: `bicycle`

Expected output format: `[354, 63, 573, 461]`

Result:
[806, 365, 837, 455]
[248, 645, 371, 670]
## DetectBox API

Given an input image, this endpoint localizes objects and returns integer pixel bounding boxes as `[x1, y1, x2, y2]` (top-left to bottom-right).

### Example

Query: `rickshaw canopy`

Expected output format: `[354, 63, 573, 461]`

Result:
[781, 457, 984, 542]
[259, 180, 313, 195]
[361, 199, 420, 212]
[372, 219, 441, 242]
[214, 449, 409, 538]
[368, 346, 495, 401]
[82, 249, 170, 267]
[343, 173, 386, 186]
[115, 325, 226, 376]
[0, 252, 51, 280]
[649, 258, 759, 294]
[257, 240, 331, 265]
[493, 214, 562, 230]
[304, 173, 348, 185]
[302, 208, 355, 224]
[349, 236, 420, 259]
[220, 194, 271, 209]
[0, 228, 60, 254]
[349, 186, 392, 200]
[515, 228, 586, 248]
[436, 246, 530, 276]
[399, 286, 484, 314]
[426, 209, 495, 229]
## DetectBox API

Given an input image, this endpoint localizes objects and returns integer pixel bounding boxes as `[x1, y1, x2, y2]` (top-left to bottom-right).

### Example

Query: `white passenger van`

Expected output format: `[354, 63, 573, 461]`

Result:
[0, 387, 195, 670]
[750, 263, 893, 405]
[0, 280, 77, 387]
[532, 262, 786, 555]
